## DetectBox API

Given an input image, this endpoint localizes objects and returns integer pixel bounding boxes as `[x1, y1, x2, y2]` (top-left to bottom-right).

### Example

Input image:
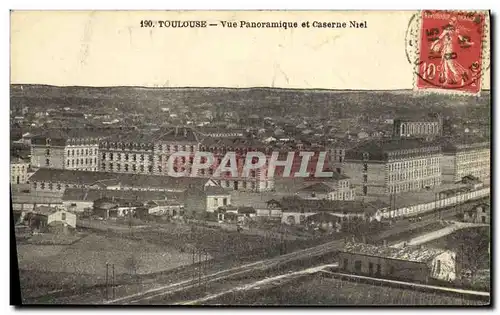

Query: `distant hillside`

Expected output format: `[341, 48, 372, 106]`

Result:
[10, 84, 491, 121]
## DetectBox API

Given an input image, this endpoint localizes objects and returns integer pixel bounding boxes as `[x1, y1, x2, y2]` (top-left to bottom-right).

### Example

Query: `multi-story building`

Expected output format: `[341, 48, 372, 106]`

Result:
[199, 137, 274, 192]
[328, 140, 358, 174]
[441, 137, 490, 184]
[11, 156, 30, 185]
[393, 117, 442, 139]
[98, 127, 200, 176]
[344, 139, 442, 196]
[30, 128, 128, 171]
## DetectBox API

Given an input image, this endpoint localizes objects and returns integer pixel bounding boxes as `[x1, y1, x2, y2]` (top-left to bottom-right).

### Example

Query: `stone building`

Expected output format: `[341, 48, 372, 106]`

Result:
[198, 137, 275, 192]
[441, 136, 490, 184]
[339, 242, 457, 283]
[30, 128, 128, 171]
[98, 127, 199, 176]
[11, 156, 30, 185]
[344, 139, 442, 196]
[393, 117, 442, 139]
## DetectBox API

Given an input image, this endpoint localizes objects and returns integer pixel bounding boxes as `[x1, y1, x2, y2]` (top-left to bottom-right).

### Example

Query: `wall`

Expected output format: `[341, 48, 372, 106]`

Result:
[65, 144, 99, 171]
[381, 187, 490, 219]
[11, 162, 30, 184]
[344, 161, 386, 196]
[441, 154, 456, 184]
[31, 145, 66, 169]
[48, 210, 77, 228]
[339, 251, 430, 282]
[429, 251, 456, 282]
[256, 208, 282, 217]
[206, 195, 231, 212]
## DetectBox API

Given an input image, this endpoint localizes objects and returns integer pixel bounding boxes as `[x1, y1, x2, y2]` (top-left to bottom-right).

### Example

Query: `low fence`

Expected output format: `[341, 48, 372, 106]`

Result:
[381, 187, 490, 219]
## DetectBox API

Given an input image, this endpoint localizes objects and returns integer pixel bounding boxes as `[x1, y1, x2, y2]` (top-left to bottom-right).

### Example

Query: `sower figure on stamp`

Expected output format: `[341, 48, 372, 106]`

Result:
[429, 16, 473, 86]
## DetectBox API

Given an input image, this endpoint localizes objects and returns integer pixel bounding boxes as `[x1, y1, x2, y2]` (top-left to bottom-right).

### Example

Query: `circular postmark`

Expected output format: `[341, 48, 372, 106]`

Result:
[405, 10, 490, 92]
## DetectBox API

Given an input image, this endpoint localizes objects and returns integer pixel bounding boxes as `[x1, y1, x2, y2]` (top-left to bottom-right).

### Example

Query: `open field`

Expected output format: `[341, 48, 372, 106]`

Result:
[206, 273, 488, 305]
[16, 232, 195, 299]
[17, 233, 195, 276]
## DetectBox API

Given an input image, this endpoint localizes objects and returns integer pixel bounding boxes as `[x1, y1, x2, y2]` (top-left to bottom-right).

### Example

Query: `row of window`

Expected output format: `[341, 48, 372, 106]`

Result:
[387, 168, 440, 182]
[67, 148, 98, 157]
[400, 122, 439, 135]
[157, 144, 197, 152]
[11, 165, 27, 172]
[386, 179, 440, 194]
[67, 158, 97, 167]
[328, 191, 355, 200]
[102, 152, 152, 162]
[456, 151, 490, 161]
[387, 147, 440, 158]
[456, 160, 490, 168]
[102, 143, 197, 152]
[34, 182, 64, 190]
[387, 157, 440, 171]
[211, 197, 228, 207]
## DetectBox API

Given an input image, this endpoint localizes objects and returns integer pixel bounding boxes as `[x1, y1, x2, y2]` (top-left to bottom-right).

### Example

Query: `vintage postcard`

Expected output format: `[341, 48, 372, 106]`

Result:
[10, 10, 491, 306]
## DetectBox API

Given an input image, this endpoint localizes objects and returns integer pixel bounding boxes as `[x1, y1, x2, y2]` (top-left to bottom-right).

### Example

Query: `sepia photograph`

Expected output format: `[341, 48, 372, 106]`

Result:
[9, 10, 491, 306]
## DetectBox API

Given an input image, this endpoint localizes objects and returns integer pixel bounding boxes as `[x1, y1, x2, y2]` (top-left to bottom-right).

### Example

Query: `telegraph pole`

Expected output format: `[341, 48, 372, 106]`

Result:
[105, 263, 109, 300]
[198, 250, 202, 289]
[192, 248, 196, 283]
[204, 250, 209, 292]
[112, 264, 115, 299]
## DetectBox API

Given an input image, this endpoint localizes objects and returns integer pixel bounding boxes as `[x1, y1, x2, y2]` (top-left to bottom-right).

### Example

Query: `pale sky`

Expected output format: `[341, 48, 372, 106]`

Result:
[10, 10, 490, 89]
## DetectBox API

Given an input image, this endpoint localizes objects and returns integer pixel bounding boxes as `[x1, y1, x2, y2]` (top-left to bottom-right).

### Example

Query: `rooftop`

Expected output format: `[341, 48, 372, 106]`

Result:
[32, 206, 67, 216]
[153, 127, 199, 142]
[340, 242, 450, 264]
[200, 137, 268, 150]
[62, 188, 181, 202]
[29, 169, 214, 191]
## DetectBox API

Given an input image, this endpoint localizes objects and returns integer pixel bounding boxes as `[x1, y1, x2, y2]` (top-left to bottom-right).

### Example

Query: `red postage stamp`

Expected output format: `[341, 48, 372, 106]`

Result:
[416, 10, 486, 94]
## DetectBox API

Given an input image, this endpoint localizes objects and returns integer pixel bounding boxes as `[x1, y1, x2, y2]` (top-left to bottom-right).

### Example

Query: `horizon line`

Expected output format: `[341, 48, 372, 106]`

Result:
[10, 83, 491, 93]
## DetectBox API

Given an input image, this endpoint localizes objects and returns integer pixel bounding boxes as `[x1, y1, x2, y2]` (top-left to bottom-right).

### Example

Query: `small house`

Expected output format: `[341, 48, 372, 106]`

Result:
[338, 242, 457, 283]
[28, 206, 77, 230]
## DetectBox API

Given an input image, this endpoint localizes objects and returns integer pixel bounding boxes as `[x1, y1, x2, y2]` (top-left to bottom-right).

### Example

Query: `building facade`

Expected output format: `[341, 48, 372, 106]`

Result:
[98, 127, 200, 176]
[30, 128, 126, 171]
[339, 242, 457, 283]
[393, 118, 442, 139]
[198, 137, 275, 192]
[441, 138, 490, 184]
[344, 139, 443, 196]
[11, 156, 30, 184]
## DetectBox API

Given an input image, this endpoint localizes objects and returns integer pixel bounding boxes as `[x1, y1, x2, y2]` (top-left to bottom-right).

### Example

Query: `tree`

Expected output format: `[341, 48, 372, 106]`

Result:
[452, 227, 490, 279]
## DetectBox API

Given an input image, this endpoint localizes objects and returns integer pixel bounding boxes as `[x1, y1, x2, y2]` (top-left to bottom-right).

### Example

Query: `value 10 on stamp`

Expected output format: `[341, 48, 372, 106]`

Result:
[416, 10, 486, 94]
